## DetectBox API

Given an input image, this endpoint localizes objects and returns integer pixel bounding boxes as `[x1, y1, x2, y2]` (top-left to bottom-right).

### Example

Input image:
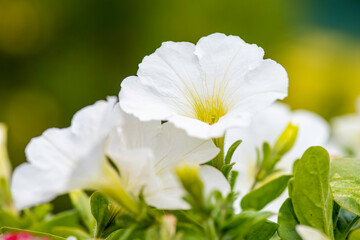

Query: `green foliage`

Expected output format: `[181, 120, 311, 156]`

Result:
[333, 202, 360, 240]
[69, 190, 95, 233]
[349, 228, 360, 240]
[90, 191, 121, 238]
[277, 198, 301, 240]
[244, 220, 279, 240]
[222, 140, 242, 178]
[241, 175, 292, 211]
[330, 158, 360, 216]
[292, 146, 334, 239]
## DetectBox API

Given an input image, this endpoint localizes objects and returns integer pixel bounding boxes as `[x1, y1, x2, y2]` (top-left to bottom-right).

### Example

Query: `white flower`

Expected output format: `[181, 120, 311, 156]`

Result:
[225, 103, 330, 214]
[12, 97, 229, 211]
[332, 96, 360, 157]
[119, 33, 288, 139]
[11, 97, 134, 210]
[106, 109, 230, 209]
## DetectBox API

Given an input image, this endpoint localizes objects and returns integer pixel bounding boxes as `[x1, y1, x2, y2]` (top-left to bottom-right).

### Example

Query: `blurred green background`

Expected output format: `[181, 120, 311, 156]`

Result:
[0, 0, 359, 173]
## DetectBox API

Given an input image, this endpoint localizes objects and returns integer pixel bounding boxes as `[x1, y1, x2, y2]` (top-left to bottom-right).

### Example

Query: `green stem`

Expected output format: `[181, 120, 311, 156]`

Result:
[204, 219, 219, 240]
[212, 137, 225, 171]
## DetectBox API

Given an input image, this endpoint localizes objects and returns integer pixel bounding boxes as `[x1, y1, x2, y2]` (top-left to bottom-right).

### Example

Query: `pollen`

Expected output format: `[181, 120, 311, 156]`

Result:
[188, 90, 229, 125]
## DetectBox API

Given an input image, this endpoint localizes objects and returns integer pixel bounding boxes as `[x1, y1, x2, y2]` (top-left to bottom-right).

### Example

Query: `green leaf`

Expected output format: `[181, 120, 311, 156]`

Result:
[32, 204, 53, 222]
[0, 210, 22, 228]
[229, 170, 239, 191]
[244, 220, 278, 240]
[0, 227, 65, 240]
[334, 206, 360, 240]
[90, 192, 113, 237]
[277, 198, 301, 240]
[292, 147, 334, 239]
[30, 210, 79, 233]
[287, 178, 294, 199]
[349, 228, 360, 240]
[222, 210, 273, 239]
[223, 140, 242, 178]
[241, 175, 292, 211]
[52, 226, 91, 239]
[330, 158, 360, 216]
[70, 190, 95, 233]
[105, 228, 136, 240]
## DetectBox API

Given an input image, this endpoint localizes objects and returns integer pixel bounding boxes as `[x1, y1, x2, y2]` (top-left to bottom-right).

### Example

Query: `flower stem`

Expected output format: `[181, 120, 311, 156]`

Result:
[212, 137, 225, 171]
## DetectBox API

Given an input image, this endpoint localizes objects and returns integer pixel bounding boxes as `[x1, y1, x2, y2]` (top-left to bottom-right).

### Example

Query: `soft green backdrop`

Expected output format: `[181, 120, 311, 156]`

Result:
[0, 0, 359, 204]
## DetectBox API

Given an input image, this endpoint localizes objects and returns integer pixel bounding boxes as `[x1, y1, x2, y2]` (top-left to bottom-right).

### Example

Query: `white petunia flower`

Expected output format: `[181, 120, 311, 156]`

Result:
[11, 97, 136, 211]
[106, 108, 230, 209]
[225, 103, 330, 214]
[119, 33, 288, 140]
[332, 96, 360, 158]
[12, 97, 229, 211]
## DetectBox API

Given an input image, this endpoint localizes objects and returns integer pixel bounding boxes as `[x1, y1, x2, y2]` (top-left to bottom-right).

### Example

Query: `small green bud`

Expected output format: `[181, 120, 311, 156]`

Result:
[0, 123, 15, 213]
[176, 164, 204, 207]
[0, 124, 11, 181]
[273, 123, 299, 156]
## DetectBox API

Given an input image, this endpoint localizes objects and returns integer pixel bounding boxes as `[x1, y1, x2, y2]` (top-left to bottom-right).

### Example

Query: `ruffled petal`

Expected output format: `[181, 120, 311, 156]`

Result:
[120, 41, 202, 121]
[279, 110, 330, 172]
[151, 122, 219, 174]
[195, 33, 264, 93]
[200, 165, 230, 196]
[11, 163, 68, 209]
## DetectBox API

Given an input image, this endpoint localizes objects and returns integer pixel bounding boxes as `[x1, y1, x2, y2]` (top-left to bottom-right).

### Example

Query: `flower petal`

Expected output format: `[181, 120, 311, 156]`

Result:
[225, 104, 292, 195]
[151, 122, 219, 174]
[279, 109, 330, 172]
[120, 41, 202, 121]
[107, 105, 161, 156]
[71, 96, 118, 137]
[195, 33, 264, 92]
[12, 98, 119, 209]
[11, 163, 68, 209]
[199, 165, 230, 196]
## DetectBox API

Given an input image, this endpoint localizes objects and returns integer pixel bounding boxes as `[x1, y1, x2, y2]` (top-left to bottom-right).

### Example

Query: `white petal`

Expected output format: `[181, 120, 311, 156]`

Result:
[145, 172, 189, 210]
[25, 128, 77, 171]
[112, 148, 156, 196]
[107, 105, 161, 156]
[195, 33, 264, 92]
[296, 225, 329, 240]
[120, 76, 177, 121]
[169, 115, 212, 139]
[12, 98, 119, 208]
[71, 96, 118, 137]
[11, 163, 68, 209]
[230, 59, 288, 115]
[225, 103, 292, 195]
[332, 114, 360, 158]
[279, 110, 330, 173]
[151, 123, 219, 175]
[200, 165, 230, 197]
[120, 41, 202, 121]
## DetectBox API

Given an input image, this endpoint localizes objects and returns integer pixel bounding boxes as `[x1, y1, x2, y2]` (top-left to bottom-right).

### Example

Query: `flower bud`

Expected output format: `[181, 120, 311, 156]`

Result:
[176, 164, 204, 206]
[273, 122, 299, 157]
[0, 124, 11, 181]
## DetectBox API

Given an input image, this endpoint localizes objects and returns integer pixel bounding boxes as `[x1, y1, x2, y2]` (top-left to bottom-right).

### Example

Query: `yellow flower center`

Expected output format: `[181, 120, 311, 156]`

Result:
[192, 97, 228, 125]
[183, 87, 229, 125]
